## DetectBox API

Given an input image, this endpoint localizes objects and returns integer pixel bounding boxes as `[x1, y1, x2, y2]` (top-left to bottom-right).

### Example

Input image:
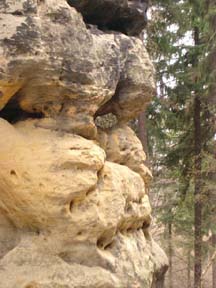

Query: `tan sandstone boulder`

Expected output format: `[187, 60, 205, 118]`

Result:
[0, 119, 168, 287]
[0, 0, 168, 287]
[97, 125, 153, 188]
[0, 0, 154, 139]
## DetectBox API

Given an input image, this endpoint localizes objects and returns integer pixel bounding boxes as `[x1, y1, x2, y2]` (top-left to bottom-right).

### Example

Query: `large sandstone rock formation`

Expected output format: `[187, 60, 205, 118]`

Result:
[0, 0, 168, 287]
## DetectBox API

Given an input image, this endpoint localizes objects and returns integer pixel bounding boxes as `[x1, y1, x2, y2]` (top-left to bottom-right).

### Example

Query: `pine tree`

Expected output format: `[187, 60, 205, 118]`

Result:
[143, 0, 216, 286]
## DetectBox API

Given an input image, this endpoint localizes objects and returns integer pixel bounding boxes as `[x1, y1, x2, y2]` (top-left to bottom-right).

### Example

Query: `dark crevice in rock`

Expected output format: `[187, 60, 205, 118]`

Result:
[0, 98, 43, 123]
[95, 79, 124, 119]
[10, 170, 17, 176]
[142, 220, 150, 230]
[11, 10, 24, 16]
[69, 200, 74, 212]
[67, 0, 148, 36]
[96, 230, 115, 250]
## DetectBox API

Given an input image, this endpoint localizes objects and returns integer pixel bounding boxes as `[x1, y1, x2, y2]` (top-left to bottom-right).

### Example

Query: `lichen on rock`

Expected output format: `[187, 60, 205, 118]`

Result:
[0, 1, 168, 287]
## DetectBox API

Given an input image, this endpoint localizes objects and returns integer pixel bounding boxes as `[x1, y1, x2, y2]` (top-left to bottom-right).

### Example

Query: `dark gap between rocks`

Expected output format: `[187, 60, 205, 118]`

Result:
[66, 0, 148, 36]
[0, 98, 43, 123]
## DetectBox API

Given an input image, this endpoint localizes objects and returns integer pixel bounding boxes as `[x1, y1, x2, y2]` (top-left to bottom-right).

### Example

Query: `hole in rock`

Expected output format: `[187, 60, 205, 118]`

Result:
[0, 98, 43, 123]
[96, 237, 104, 249]
[69, 200, 74, 212]
[97, 237, 114, 250]
[10, 170, 17, 176]
[142, 221, 150, 230]
[97, 234, 112, 250]
[11, 10, 24, 16]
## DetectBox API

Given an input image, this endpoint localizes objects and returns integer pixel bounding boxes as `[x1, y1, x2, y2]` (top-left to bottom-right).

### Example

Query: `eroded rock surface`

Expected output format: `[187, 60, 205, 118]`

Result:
[97, 125, 153, 188]
[0, 1, 168, 287]
[0, 0, 154, 139]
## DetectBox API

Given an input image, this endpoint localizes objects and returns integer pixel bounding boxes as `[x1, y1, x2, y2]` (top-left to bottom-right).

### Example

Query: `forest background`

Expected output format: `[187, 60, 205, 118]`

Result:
[136, 0, 216, 287]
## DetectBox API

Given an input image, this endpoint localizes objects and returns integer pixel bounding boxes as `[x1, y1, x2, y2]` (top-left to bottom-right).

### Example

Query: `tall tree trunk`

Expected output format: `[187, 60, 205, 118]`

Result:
[206, 1, 216, 286]
[212, 234, 216, 288]
[168, 222, 173, 288]
[194, 94, 202, 288]
[138, 111, 149, 157]
[193, 25, 202, 288]
[208, 0, 216, 288]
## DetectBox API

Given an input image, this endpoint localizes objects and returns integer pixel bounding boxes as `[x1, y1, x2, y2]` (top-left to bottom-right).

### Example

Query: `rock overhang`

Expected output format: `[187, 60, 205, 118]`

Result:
[0, 0, 155, 139]
[67, 0, 149, 36]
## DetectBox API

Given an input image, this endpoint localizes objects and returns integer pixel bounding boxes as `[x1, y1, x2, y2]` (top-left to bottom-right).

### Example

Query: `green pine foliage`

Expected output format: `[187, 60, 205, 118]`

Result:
[145, 0, 216, 281]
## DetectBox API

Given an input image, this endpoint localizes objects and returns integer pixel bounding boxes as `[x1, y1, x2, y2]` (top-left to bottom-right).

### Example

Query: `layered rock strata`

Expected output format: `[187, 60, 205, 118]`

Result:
[0, 0, 168, 287]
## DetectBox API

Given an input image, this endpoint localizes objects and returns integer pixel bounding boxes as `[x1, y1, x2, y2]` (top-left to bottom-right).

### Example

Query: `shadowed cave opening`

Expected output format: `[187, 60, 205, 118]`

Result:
[66, 0, 148, 36]
[0, 98, 43, 124]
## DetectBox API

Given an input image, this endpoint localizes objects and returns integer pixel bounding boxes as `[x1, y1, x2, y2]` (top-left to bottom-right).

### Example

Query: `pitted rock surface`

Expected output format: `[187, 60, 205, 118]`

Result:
[0, 0, 154, 139]
[0, 1, 168, 287]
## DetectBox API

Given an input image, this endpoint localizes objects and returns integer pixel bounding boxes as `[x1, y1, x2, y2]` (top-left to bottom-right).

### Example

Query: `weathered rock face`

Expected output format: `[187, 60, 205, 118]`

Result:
[0, 0, 154, 139]
[0, 1, 168, 287]
[97, 125, 153, 188]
